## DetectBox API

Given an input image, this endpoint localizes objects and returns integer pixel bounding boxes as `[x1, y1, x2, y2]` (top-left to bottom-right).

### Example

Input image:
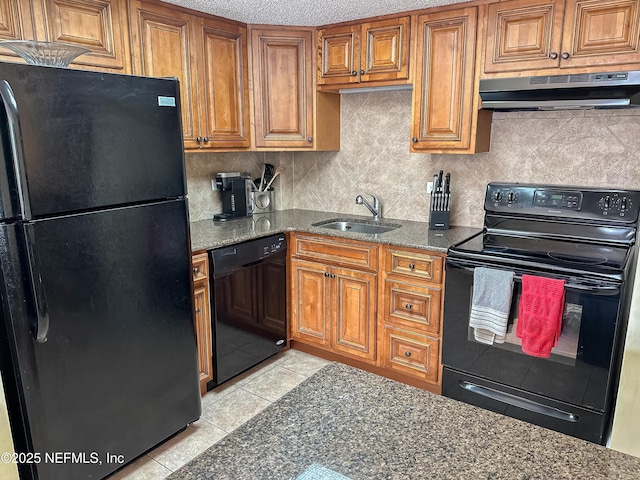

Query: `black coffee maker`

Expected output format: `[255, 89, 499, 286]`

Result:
[213, 172, 254, 221]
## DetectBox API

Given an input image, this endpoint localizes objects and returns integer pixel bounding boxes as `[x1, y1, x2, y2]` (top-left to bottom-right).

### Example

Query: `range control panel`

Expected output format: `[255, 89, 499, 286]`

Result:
[485, 183, 640, 223]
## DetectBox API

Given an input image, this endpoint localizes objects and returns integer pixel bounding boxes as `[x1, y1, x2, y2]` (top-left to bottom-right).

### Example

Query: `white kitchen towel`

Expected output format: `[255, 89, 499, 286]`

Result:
[469, 267, 515, 345]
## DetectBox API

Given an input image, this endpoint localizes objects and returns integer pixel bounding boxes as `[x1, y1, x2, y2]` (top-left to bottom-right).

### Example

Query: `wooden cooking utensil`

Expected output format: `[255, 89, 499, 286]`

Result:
[264, 165, 283, 191]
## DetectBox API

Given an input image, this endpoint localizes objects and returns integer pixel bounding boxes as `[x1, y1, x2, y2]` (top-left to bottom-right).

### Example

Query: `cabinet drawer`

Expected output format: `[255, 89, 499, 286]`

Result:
[384, 281, 441, 335]
[382, 326, 439, 383]
[292, 234, 378, 271]
[192, 253, 209, 283]
[385, 248, 443, 283]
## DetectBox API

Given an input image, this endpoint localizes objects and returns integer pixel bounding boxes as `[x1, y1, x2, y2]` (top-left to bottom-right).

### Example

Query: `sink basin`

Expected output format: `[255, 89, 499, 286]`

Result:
[313, 218, 401, 235]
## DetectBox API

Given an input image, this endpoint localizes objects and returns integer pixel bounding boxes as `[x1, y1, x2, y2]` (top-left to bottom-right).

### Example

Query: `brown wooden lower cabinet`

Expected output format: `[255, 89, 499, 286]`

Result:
[191, 252, 213, 395]
[289, 234, 445, 393]
[290, 257, 377, 361]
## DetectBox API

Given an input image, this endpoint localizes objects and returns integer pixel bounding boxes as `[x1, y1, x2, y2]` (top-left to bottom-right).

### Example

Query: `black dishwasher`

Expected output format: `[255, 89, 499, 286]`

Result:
[208, 234, 287, 388]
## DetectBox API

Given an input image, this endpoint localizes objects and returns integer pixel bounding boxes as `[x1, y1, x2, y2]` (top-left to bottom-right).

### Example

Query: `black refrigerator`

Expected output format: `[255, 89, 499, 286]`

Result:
[0, 62, 201, 479]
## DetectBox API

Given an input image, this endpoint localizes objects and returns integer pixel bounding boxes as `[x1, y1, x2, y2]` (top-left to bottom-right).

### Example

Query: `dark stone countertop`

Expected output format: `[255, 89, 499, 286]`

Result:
[169, 363, 640, 480]
[190, 209, 481, 253]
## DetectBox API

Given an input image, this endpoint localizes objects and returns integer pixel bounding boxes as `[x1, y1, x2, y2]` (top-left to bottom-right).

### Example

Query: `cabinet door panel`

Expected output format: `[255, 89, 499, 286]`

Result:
[317, 25, 358, 85]
[360, 16, 409, 82]
[251, 28, 313, 148]
[0, 0, 37, 64]
[484, 0, 564, 73]
[129, 2, 200, 149]
[331, 267, 376, 361]
[200, 20, 250, 148]
[290, 259, 329, 346]
[37, 0, 131, 72]
[561, 0, 640, 67]
[412, 8, 477, 151]
[193, 282, 213, 393]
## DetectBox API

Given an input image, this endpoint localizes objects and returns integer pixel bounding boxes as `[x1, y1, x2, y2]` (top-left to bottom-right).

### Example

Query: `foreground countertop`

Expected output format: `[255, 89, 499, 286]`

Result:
[190, 209, 481, 253]
[169, 362, 640, 480]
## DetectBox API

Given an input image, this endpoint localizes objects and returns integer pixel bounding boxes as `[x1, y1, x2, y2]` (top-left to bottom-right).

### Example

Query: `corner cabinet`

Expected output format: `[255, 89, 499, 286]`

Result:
[290, 234, 378, 362]
[191, 253, 213, 395]
[317, 16, 410, 87]
[483, 0, 640, 75]
[411, 7, 492, 154]
[129, 0, 250, 150]
[248, 26, 340, 151]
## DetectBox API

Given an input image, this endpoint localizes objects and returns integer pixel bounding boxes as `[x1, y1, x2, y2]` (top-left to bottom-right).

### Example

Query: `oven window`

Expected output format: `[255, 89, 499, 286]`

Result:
[443, 263, 621, 411]
[467, 288, 582, 366]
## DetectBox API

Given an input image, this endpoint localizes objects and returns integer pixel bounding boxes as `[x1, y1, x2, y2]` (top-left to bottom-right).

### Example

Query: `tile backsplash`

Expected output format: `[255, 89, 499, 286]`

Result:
[186, 91, 640, 227]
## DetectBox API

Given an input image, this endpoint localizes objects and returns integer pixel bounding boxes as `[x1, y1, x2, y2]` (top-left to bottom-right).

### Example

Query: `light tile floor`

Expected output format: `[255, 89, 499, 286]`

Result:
[107, 349, 330, 480]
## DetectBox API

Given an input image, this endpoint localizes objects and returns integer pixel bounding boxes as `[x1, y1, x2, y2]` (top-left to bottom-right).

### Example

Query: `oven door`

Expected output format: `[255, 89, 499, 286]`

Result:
[442, 257, 623, 443]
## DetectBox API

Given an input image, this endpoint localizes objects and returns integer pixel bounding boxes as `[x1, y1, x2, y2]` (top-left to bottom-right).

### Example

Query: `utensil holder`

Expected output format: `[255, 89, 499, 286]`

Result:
[429, 211, 450, 230]
[252, 189, 275, 214]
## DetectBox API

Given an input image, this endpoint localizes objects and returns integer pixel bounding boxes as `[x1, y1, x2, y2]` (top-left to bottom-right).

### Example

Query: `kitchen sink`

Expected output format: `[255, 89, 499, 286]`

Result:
[313, 218, 401, 235]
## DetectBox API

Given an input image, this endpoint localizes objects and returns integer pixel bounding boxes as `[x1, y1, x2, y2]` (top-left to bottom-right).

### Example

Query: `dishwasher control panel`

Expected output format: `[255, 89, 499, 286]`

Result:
[211, 234, 287, 278]
[261, 236, 286, 258]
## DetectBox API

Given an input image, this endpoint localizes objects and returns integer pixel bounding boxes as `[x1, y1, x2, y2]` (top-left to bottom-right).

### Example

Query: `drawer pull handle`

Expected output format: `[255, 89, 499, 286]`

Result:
[405, 304, 412, 310]
[195, 308, 201, 314]
[193, 267, 200, 275]
[405, 351, 412, 358]
[408, 263, 415, 269]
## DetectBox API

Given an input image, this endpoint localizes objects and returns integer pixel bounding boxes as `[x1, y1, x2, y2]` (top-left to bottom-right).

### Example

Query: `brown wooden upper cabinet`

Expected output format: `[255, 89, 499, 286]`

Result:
[0, 0, 131, 73]
[411, 7, 491, 154]
[249, 26, 340, 151]
[129, 0, 250, 150]
[483, 0, 640, 75]
[317, 16, 410, 87]
[0, 0, 37, 63]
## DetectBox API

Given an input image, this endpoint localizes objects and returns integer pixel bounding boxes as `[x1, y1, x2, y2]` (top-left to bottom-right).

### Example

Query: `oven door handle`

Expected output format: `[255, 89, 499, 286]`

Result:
[446, 260, 620, 295]
[459, 381, 580, 423]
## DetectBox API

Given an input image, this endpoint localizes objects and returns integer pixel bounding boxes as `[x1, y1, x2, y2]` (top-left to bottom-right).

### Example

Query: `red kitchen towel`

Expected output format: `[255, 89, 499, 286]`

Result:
[516, 275, 565, 358]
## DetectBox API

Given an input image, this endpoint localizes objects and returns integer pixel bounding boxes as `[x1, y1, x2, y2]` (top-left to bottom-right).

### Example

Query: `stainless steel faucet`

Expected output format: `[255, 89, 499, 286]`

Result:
[355, 194, 381, 220]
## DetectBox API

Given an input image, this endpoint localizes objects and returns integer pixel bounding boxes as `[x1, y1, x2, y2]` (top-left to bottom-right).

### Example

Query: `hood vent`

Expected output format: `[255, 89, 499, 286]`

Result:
[479, 71, 640, 110]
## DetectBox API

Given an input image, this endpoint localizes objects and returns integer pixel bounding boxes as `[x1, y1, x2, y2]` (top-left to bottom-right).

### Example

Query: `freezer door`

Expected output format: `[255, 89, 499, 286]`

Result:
[0, 63, 186, 218]
[0, 199, 200, 480]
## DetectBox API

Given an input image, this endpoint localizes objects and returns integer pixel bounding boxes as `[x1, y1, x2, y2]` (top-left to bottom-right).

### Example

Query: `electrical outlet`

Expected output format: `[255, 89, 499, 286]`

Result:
[426, 181, 434, 193]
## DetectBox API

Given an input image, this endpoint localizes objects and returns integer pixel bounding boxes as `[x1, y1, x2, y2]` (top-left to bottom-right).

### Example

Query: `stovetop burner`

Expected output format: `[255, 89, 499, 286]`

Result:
[547, 251, 608, 265]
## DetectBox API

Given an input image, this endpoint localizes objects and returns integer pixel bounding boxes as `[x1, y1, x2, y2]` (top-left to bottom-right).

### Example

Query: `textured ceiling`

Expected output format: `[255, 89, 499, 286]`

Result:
[161, 0, 469, 26]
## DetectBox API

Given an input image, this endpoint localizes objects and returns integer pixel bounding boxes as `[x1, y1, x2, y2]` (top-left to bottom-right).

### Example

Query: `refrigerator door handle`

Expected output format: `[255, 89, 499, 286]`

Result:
[0, 80, 32, 220]
[24, 224, 50, 342]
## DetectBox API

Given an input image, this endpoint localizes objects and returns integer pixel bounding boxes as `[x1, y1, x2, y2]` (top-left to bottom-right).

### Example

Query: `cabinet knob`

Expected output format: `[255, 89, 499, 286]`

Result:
[351, 71, 358, 76]
[405, 351, 412, 358]
[330, 273, 336, 278]
[203, 137, 210, 143]
[411, 137, 418, 143]
[561, 52, 570, 59]
[360, 69, 365, 75]
[324, 272, 330, 277]
[408, 263, 415, 270]
[193, 267, 200, 274]
[549, 52, 558, 59]
[196, 136, 202, 143]
[195, 308, 201, 314]
[405, 304, 412, 310]
[307, 137, 313, 143]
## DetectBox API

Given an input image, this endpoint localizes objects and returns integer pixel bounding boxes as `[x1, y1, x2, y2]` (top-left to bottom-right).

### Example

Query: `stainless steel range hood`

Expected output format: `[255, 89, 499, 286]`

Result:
[479, 71, 640, 110]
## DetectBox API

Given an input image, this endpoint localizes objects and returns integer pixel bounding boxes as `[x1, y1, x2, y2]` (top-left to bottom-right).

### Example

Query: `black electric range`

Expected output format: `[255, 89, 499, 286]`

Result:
[442, 182, 640, 444]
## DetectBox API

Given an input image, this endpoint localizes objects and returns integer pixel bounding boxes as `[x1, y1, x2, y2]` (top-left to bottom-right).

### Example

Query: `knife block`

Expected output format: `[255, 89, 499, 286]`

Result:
[429, 211, 450, 230]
